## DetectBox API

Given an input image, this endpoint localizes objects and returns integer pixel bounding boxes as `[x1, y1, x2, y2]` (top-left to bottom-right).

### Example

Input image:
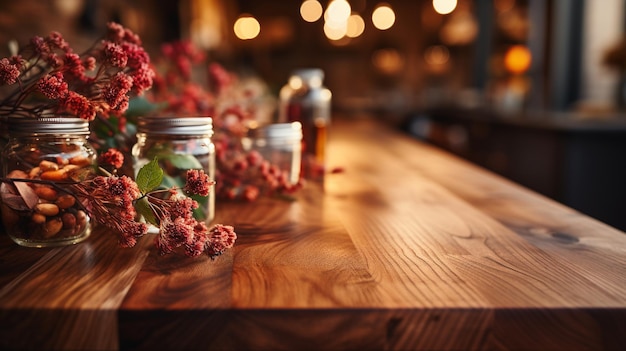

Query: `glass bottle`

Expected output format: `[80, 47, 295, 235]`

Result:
[131, 116, 215, 224]
[1, 117, 95, 247]
[278, 68, 332, 180]
[243, 122, 302, 186]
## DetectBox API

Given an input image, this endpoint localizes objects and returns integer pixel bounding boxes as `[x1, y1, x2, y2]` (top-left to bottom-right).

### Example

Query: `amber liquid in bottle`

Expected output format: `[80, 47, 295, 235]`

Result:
[287, 103, 327, 180]
[313, 119, 326, 165]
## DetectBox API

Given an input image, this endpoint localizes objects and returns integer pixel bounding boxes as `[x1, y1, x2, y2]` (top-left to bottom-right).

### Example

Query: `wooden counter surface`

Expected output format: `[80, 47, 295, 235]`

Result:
[1, 117, 625, 350]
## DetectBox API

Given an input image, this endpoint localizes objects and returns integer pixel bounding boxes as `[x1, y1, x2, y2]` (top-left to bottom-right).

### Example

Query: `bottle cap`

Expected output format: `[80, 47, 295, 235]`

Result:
[247, 122, 302, 141]
[290, 68, 324, 87]
[291, 68, 324, 82]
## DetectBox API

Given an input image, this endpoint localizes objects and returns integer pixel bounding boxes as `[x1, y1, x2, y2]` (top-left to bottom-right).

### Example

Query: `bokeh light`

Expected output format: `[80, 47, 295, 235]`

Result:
[346, 13, 365, 38]
[424, 45, 450, 65]
[300, 0, 323, 22]
[439, 11, 478, 45]
[433, 0, 458, 15]
[234, 15, 260, 40]
[324, 21, 348, 40]
[372, 3, 395, 30]
[504, 45, 532, 74]
[494, 0, 516, 13]
[372, 48, 404, 74]
[325, 0, 351, 27]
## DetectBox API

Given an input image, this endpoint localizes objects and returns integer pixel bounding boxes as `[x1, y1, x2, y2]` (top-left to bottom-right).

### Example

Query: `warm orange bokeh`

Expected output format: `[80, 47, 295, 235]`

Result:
[504, 45, 532, 74]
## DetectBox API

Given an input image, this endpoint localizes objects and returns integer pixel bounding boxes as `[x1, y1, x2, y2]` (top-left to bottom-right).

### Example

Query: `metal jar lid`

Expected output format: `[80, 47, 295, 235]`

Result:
[7, 116, 90, 136]
[137, 116, 213, 136]
[247, 122, 302, 141]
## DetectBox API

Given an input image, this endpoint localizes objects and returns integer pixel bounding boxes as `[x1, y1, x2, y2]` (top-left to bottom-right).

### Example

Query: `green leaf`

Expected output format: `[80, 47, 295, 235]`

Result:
[134, 197, 159, 226]
[161, 173, 183, 189]
[191, 194, 209, 221]
[139, 146, 202, 171]
[135, 157, 163, 194]
[125, 96, 162, 118]
[166, 154, 203, 170]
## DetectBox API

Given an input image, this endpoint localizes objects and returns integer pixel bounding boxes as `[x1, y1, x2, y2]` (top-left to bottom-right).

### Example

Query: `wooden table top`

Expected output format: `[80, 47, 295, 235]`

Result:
[1, 116, 625, 351]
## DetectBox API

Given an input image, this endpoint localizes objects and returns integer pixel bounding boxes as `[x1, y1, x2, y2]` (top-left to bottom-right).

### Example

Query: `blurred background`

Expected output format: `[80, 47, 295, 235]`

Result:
[1, 0, 626, 229]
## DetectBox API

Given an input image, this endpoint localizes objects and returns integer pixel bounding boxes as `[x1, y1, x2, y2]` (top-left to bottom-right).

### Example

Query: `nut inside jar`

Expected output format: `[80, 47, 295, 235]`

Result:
[1, 155, 93, 245]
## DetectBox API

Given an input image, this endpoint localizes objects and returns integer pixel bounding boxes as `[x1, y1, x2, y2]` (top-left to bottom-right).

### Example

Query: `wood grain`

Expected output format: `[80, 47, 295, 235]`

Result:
[0, 226, 152, 350]
[1, 116, 626, 350]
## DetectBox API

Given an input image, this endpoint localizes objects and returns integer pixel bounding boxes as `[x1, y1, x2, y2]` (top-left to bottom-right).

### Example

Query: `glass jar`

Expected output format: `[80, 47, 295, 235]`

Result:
[278, 68, 332, 180]
[0, 117, 95, 247]
[131, 116, 215, 224]
[243, 122, 302, 186]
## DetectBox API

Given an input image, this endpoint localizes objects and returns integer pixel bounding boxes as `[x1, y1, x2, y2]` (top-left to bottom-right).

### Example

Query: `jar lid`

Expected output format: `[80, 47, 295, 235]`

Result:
[7, 116, 90, 136]
[247, 122, 302, 141]
[137, 116, 213, 136]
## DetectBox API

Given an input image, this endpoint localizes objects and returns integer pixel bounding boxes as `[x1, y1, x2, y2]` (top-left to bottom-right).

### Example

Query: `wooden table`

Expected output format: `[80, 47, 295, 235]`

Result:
[411, 105, 626, 231]
[1, 116, 625, 350]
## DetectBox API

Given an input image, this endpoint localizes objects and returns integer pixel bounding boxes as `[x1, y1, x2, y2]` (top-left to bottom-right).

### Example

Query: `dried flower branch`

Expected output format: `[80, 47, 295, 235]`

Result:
[83, 159, 235, 257]
[0, 22, 154, 122]
[0, 158, 236, 258]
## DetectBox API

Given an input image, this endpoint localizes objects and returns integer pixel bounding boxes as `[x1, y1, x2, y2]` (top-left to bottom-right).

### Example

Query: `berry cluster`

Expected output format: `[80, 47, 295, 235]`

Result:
[0, 22, 154, 121]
